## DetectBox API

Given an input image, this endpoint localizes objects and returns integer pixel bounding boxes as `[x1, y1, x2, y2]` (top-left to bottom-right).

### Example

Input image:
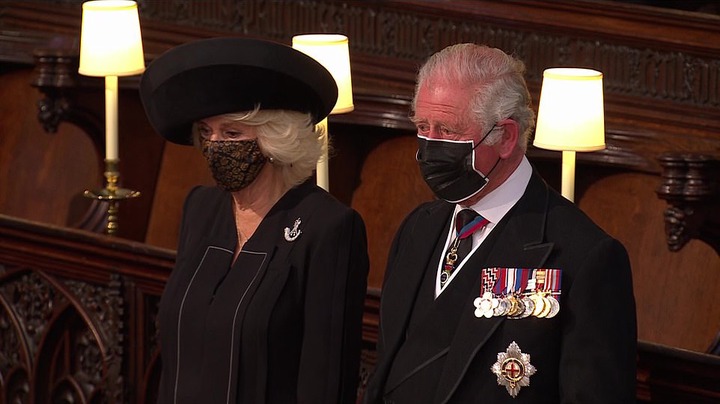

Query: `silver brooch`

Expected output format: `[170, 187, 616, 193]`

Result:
[491, 341, 536, 398]
[284, 218, 302, 242]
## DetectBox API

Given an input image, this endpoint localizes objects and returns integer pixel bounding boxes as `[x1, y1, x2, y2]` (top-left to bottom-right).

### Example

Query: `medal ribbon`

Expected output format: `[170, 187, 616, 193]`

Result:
[441, 213, 489, 288]
[456, 216, 490, 240]
[493, 269, 507, 295]
[480, 268, 499, 295]
[506, 269, 516, 295]
[516, 268, 530, 293]
[484, 268, 541, 296]
[480, 267, 558, 298]
[534, 268, 562, 301]
[545, 269, 562, 302]
[494, 268, 530, 295]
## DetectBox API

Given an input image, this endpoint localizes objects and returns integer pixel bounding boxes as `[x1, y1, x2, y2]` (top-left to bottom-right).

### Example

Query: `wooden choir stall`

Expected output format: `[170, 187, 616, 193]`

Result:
[0, 0, 719, 402]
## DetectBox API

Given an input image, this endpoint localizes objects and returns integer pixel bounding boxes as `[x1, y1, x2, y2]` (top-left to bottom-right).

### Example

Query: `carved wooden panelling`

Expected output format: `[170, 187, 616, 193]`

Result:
[3, 1, 718, 132]
[0, 267, 124, 403]
[0, 215, 175, 403]
[134, 1, 720, 118]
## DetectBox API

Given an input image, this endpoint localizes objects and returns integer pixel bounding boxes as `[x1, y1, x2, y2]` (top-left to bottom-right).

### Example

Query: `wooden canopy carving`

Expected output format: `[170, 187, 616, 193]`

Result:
[656, 153, 720, 255]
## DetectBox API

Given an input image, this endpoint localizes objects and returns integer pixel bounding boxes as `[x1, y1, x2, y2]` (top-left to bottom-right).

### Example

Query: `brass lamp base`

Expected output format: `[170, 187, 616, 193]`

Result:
[83, 159, 140, 235]
[83, 187, 141, 200]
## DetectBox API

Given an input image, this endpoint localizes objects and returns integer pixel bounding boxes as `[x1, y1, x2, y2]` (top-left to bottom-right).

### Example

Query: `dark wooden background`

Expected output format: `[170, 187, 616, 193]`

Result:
[0, 0, 719, 402]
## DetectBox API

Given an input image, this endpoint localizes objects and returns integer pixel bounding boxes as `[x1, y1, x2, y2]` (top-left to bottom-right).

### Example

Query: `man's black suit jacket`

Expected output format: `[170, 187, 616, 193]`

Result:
[364, 171, 637, 404]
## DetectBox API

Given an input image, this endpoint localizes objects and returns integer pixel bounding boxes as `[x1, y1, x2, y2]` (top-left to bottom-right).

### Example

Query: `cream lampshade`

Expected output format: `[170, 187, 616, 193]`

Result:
[79, 0, 145, 162]
[534, 68, 605, 202]
[292, 34, 354, 114]
[79, 0, 145, 77]
[78, 0, 145, 235]
[293, 34, 354, 190]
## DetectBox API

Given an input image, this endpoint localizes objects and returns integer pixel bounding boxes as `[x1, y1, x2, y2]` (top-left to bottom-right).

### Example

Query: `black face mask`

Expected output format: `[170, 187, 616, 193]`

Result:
[416, 126, 500, 203]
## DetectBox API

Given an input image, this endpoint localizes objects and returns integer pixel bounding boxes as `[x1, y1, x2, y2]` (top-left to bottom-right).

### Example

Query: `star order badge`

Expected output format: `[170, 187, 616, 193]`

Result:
[491, 341, 536, 398]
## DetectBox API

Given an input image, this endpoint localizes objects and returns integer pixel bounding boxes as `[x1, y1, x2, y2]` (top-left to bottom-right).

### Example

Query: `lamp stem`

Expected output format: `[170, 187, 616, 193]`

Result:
[316, 118, 329, 191]
[105, 75, 119, 160]
[104, 159, 121, 235]
[561, 150, 576, 202]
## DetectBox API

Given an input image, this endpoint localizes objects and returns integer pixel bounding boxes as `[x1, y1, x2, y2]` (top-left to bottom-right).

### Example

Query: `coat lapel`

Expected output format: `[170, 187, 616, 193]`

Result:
[224, 184, 322, 402]
[236, 182, 318, 306]
[434, 172, 555, 404]
[376, 202, 454, 383]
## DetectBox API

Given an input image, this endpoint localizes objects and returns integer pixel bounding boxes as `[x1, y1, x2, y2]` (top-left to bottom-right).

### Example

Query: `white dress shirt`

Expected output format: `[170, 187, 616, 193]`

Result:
[435, 156, 532, 297]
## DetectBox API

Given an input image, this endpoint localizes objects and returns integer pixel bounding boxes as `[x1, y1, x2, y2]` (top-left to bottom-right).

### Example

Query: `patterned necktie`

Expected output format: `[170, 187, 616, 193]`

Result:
[440, 209, 489, 288]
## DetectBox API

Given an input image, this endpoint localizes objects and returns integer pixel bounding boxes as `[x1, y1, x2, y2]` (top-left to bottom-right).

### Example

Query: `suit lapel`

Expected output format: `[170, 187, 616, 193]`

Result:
[434, 172, 555, 404]
[378, 202, 454, 381]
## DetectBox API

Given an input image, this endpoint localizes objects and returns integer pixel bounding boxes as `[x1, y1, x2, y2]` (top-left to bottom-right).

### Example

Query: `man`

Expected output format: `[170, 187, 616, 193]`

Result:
[363, 43, 637, 403]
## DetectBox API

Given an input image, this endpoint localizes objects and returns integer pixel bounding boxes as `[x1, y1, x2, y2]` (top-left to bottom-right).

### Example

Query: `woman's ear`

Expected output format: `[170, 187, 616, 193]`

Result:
[496, 119, 519, 158]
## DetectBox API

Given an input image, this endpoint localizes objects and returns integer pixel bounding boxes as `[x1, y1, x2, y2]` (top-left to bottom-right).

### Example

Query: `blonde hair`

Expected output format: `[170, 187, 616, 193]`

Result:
[192, 106, 326, 189]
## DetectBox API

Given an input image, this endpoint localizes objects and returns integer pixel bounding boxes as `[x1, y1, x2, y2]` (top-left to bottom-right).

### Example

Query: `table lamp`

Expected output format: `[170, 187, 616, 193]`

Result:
[533, 68, 605, 202]
[78, 0, 145, 234]
[292, 34, 354, 191]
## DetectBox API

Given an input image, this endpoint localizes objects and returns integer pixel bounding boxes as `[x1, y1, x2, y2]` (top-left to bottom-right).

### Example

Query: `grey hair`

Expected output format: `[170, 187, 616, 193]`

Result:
[412, 43, 535, 151]
[193, 106, 325, 189]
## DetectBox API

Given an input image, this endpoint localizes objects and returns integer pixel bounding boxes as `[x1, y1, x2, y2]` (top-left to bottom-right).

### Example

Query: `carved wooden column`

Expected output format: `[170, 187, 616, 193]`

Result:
[656, 153, 720, 255]
[32, 48, 109, 233]
[656, 153, 720, 355]
[32, 49, 101, 136]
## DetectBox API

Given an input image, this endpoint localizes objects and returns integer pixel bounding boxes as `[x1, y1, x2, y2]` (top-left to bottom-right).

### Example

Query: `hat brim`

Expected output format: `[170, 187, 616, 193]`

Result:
[140, 37, 338, 145]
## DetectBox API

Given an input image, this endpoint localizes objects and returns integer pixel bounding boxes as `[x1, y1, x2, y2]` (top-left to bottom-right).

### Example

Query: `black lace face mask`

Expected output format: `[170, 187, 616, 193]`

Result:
[416, 125, 499, 203]
[201, 139, 267, 192]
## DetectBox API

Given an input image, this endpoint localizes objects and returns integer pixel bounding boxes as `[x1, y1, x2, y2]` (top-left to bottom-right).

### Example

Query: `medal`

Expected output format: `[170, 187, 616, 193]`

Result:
[529, 293, 545, 317]
[492, 297, 510, 317]
[518, 295, 535, 318]
[473, 268, 562, 320]
[546, 295, 560, 318]
[506, 294, 525, 317]
[474, 291, 497, 318]
[441, 239, 461, 287]
[534, 269, 562, 318]
[537, 294, 552, 318]
[491, 341, 536, 398]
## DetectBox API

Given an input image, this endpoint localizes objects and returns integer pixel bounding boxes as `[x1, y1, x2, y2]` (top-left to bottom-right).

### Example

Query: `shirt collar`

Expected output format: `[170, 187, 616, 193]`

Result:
[456, 156, 532, 225]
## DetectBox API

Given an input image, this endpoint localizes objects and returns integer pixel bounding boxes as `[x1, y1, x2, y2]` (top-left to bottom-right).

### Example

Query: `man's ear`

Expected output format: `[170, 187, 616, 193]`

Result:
[496, 119, 519, 158]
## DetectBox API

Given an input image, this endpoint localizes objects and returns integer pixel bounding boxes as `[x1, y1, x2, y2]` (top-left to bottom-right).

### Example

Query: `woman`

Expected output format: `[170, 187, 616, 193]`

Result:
[139, 37, 369, 404]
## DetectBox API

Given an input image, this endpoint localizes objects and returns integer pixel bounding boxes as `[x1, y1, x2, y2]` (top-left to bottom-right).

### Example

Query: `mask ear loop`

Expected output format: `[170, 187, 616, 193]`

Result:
[471, 124, 497, 152]
[483, 155, 502, 178]
[465, 124, 501, 184]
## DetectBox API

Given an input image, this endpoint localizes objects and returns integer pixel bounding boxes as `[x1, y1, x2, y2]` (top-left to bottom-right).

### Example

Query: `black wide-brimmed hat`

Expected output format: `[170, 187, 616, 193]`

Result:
[139, 37, 338, 145]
